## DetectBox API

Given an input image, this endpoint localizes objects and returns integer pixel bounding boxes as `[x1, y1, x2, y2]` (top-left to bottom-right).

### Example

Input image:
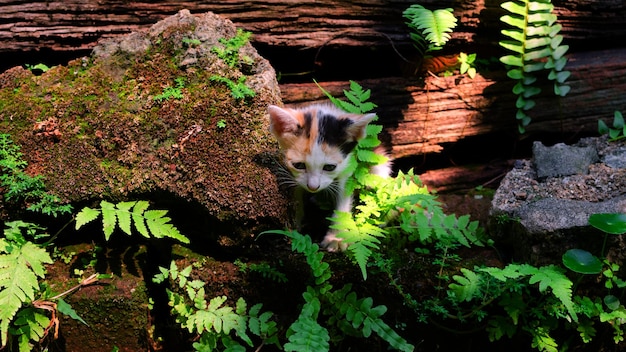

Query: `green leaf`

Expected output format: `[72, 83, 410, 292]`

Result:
[562, 249, 603, 274]
[500, 14, 526, 30]
[100, 200, 117, 241]
[598, 119, 610, 135]
[501, 1, 526, 16]
[589, 213, 626, 234]
[0, 241, 52, 346]
[604, 295, 621, 311]
[116, 201, 135, 236]
[614, 111, 625, 129]
[449, 268, 482, 302]
[75, 207, 101, 230]
[58, 298, 88, 325]
[131, 201, 150, 238]
[500, 55, 523, 67]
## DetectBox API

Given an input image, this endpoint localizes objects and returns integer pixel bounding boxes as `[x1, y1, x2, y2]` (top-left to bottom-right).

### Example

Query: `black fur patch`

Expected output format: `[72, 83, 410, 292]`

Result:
[317, 113, 354, 155]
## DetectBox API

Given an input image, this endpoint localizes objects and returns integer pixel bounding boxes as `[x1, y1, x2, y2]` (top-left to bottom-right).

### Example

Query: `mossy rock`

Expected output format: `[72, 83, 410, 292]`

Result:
[0, 10, 289, 248]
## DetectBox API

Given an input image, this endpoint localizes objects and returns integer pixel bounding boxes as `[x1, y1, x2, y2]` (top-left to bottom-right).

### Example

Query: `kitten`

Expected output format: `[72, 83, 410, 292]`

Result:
[268, 103, 391, 251]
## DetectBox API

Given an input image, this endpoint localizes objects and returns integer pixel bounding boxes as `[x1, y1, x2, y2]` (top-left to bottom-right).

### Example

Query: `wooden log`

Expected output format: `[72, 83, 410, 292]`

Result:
[280, 48, 626, 159]
[0, 0, 625, 54]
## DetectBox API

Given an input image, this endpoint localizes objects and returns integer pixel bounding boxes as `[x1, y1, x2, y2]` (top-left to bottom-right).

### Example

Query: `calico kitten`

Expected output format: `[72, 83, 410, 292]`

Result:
[268, 103, 390, 251]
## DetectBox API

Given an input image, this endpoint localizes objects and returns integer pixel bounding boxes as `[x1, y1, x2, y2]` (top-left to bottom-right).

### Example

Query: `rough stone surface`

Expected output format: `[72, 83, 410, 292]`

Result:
[489, 136, 626, 266]
[0, 10, 289, 245]
[532, 141, 599, 178]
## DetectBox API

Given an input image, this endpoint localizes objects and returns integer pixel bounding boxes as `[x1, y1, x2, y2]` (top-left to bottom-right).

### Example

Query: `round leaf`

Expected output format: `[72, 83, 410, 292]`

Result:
[604, 295, 621, 311]
[588, 213, 626, 234]
[562, 249, 602, 274]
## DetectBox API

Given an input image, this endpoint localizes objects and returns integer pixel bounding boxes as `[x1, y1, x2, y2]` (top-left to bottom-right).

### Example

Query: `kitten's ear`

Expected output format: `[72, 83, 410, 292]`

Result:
[268, 105, 299, 136]
[345, 113, 376, 141]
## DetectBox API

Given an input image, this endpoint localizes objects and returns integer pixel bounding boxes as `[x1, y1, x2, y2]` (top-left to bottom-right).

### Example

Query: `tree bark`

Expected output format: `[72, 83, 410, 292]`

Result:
[0, 0, 625, 53]
[280, 48, 626, 158]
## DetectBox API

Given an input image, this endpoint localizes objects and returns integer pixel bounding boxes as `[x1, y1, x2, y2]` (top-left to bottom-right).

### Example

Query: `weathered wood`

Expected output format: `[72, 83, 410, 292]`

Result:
[0, 0, 624, 53]
[280, 48, 626, 158]
[418, 160, 513, 192]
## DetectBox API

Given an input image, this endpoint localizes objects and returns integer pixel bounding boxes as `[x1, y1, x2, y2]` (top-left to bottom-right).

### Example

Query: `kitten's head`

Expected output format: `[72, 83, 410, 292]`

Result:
[268, 104, 375, 193]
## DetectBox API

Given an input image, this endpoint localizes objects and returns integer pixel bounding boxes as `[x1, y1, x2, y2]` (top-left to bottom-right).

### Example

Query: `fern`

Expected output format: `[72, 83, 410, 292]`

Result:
[499, 0, 571, 133]
[329, 211, 385, 280]
[403, 5, 457, 56]
[153, 261, 279, 351]
[9, 308, 50, 352]
[480, 264, 577, 322]
[325, 284, 413, 352]
[75, 200, 189, 243]
[262, 229, 414, 351]
[0, 222, 53, 348]
[284, 291, 329, 352]
[0, 133, 73, 217]
[449, 268, 483, 302]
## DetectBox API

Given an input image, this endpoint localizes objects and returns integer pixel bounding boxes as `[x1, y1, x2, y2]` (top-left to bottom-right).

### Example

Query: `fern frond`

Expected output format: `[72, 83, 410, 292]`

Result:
[75, 200, 189, 243]
[326, 284, 414, 352]
[499, 0, 570, 132]
[10, 307, 51, 351]
[330, 211, 385, 280]
[449, 268, 484, 302]
[480, 264, 577, 322]
[284, 295, 329, 352]
[403, 5, 457, 49]
[0, 241, 52, 347]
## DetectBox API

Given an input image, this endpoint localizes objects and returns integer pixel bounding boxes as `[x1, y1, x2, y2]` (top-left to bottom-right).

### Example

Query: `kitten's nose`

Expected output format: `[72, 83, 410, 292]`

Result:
[307, 183, 320, 192]
[307, 178, 320, 192]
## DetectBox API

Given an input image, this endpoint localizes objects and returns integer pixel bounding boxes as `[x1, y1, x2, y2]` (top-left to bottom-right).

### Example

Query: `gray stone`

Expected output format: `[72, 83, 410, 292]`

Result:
[602, 146, 626, 168]
[532, 141, 598, 178]
[489, 137, 626, 266]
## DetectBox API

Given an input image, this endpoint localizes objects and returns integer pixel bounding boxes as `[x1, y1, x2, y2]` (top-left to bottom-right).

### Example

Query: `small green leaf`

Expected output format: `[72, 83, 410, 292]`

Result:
[562, 249, 602, 274]
[500, 55, 523, 67]
[604, 295, 621, 311]
[598, 119, 610, 135]
[57, 298, 88, 326]
[614, 111, 625, 129]
[75, 207, 101, 230]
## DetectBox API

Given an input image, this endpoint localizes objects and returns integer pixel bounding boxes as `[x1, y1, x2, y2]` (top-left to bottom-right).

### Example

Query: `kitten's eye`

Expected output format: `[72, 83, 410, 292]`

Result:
[292, 162, 306, 170]
[323, 164, 336, 172]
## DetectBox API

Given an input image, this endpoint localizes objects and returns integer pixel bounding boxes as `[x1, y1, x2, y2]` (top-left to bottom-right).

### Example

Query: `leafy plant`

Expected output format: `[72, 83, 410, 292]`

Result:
[0, 221, 104, 351]
[234, 259, 288, 283]
[316, 81, 485, 279]
[403, 5, 457, 56]
[24, 63, 51, 73]
[210, 75, 255, 100]
[153, 261, 280, 351]
[598, 111, 626, 141]
[153, 77, 185, 102]
[0, 222, 53, 349]
[262, 229, 414, 352]
[212, 28, 253, 68]
[0, 133, 73, 217]
[75, 200, 190, 244]
[499, 0, 571, 133]
[458, 52, 477, 78]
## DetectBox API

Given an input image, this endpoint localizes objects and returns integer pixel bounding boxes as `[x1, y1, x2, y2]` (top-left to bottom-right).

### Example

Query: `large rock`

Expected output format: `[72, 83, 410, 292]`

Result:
[0, 10, 289, 246]
[489, 137, 626, 266]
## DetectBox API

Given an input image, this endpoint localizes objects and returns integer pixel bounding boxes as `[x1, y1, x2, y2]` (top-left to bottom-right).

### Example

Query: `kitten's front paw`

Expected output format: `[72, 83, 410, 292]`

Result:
[320, 232, 348, 252]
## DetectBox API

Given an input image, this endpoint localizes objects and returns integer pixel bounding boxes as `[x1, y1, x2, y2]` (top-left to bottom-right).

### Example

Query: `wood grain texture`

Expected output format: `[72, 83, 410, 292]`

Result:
[281, 48, 626, 158]
[1, 0, 625, 52]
